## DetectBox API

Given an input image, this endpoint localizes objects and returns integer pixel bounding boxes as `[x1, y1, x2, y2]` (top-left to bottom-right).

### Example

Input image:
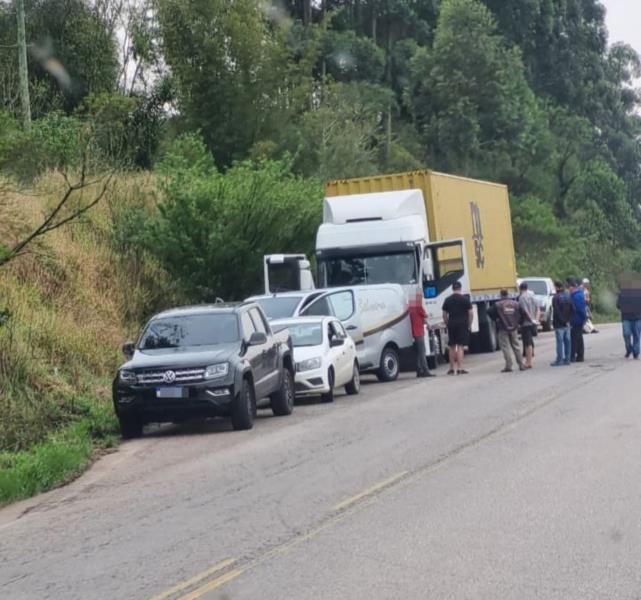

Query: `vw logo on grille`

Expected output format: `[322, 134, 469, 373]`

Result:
[162, 370, 176, 383]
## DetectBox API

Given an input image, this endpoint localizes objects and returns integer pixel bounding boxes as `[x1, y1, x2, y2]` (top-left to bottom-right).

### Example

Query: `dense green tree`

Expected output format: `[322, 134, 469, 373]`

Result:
[407, 0, 542, 187]
[156, 0, 310, 168]
[148, 133, 323, 300]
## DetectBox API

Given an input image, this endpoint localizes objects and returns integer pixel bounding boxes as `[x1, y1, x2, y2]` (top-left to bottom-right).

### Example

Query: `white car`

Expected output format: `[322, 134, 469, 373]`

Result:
[271, 316, 360, 402]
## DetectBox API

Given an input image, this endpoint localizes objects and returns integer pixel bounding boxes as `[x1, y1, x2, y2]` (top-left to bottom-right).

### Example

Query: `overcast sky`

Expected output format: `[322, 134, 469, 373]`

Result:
[603, 0, 641, 54]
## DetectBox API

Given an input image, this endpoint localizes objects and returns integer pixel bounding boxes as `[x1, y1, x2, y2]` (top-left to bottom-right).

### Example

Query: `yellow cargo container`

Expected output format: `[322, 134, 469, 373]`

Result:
[325, 170, 517, 298]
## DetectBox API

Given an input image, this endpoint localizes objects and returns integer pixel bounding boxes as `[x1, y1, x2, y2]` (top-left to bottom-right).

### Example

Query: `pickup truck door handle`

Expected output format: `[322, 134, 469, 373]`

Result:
[346, 325, 357, 331]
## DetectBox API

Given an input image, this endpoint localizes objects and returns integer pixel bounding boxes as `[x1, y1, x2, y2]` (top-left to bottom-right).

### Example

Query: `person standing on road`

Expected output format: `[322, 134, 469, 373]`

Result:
[488, 289, 524, 373]
[550, 281, 575, 366]
[518, 282, 539, 369]
[409, 293, 436, 378]
[442, 281, 474, 375]
[616, 288, 641, 359]
[568, 278, 587, 362]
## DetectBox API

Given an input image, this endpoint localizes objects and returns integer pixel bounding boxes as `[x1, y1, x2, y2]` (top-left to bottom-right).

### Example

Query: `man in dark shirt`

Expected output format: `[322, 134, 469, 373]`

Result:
[617, 288, 641, 359]
[409, 293, 435, 378]
[551, 281, 575, 366]
[488, 289, 524, 372]
[442, 281, 473, 375]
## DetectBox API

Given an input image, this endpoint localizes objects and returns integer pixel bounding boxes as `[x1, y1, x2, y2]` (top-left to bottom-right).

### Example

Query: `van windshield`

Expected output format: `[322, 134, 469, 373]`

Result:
[319, 252, 416, 287]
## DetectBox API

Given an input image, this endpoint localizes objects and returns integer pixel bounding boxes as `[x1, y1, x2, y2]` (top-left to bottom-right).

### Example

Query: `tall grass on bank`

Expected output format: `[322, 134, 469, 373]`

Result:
[0, 172, 179, 503]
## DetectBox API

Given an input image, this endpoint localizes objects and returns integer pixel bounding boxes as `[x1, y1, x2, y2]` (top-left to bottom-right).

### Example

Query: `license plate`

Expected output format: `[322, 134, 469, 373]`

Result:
[156, 387, 187, 399]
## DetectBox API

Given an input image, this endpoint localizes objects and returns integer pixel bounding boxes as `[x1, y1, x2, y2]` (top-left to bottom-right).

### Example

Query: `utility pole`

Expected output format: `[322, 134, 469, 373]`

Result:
[16, 0, 31, 131]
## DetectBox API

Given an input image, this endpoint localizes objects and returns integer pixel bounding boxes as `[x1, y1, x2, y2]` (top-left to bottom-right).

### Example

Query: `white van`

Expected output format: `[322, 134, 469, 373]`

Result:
[247, 284, 413, 382]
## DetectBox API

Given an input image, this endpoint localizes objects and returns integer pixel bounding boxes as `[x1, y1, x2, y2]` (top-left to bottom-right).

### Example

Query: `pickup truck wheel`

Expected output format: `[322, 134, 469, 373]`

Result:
[270, 368, 294, 416]
[542, 313, 552, 332]
[345, 362, 360, 395]
[231, 379, 255, 431]
[321, 368, 335, 403]
[376, 346, 399, 382]
[119, 415, 143, 439]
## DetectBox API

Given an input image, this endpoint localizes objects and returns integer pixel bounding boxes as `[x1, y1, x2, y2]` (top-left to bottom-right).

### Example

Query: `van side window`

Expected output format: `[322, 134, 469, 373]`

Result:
[327, 291, 354, 320]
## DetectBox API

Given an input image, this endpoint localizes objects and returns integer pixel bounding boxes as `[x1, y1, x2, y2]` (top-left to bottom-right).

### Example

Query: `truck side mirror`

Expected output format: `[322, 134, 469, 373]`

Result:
[122, 341, 135, 359]
[248, 331, 268, 346]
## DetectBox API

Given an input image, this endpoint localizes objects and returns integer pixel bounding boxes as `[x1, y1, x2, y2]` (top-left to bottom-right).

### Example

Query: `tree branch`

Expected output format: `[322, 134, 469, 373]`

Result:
[0, 170, 114, 268]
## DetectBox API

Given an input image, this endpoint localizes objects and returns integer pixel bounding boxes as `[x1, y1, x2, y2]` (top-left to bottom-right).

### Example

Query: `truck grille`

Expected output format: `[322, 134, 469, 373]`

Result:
[136, 367, 205, 385]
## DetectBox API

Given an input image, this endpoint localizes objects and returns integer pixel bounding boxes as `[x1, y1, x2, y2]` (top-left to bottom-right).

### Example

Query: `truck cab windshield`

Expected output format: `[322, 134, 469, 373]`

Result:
[139, 314, 239, 349]
[319, 252, 417, 287]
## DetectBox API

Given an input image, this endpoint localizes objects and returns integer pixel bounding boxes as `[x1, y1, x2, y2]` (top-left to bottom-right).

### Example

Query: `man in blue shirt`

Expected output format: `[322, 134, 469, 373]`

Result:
[568, 278, 587, 362]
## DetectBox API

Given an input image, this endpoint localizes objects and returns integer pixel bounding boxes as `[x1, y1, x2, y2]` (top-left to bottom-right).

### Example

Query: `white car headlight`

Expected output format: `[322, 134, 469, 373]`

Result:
[119, 369, 137, 384]
[297, 357, 322, 372]
[204, 363, 229, 379]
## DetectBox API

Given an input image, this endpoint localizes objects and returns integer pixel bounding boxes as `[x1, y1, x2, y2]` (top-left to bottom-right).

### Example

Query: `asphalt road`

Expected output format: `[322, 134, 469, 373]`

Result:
[1, 324, 640, 600]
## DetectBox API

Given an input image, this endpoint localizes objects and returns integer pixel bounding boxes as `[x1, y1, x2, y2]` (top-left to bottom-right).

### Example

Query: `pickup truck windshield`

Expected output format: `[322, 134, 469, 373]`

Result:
[139, 314, 239, 349]
[288, 322, 323, 347]
[254, 297, 303, 320]
[320, 252, 416, 287]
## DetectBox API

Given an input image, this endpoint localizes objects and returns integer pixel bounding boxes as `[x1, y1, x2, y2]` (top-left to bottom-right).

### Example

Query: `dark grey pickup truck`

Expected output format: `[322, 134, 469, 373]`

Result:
[112, 303, 295, 438]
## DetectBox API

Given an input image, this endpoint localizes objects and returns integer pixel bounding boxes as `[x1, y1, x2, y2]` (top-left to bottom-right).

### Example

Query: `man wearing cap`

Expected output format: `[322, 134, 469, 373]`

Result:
[489, 289, 525, 372]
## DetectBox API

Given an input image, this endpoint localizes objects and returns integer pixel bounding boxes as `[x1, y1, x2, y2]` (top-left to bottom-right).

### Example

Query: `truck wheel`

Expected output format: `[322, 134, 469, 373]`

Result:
[542, 313, 552, 332]
[119, 415, 143, 439]
[321, 368, 335, 403]
[345, 362, 360, 395]
[232, 378, 255, 430]
[270, 368, 294, 416]
[376, 346, 400, 382]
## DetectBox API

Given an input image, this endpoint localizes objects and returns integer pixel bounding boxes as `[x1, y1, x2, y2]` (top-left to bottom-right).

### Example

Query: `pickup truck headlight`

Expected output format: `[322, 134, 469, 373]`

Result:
[204, 363, 229, 379]
[297, 357, 322, 372]
[119, 370, 137, 384]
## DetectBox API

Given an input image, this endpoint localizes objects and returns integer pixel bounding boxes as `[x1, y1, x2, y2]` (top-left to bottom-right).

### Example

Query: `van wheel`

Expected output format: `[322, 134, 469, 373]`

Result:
[345, 362, 360, 395]
[232, 378, 255, 430]
[270, 368, 294, 416]
[119, 415, 143, 439]
[376, 346, 399, 382]
[321, 368, 335, 403]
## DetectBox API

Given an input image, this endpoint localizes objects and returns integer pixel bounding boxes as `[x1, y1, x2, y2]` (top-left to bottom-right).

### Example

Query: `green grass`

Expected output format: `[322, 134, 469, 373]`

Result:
[0, 395, 119, 505]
